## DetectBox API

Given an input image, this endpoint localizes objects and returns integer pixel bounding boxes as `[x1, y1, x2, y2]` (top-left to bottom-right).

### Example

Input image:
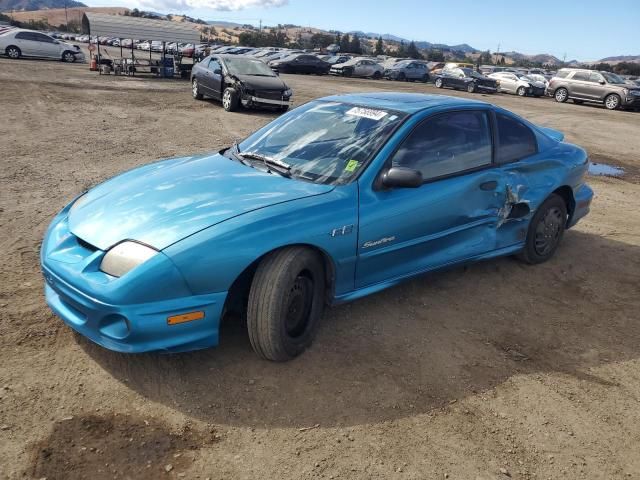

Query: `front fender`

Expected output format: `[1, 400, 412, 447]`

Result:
[164, 184, 359, 298]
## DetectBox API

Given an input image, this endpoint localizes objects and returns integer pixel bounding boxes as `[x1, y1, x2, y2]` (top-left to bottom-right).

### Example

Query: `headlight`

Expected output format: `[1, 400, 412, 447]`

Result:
[100, 241, 158, 277]
[284, 88, 293, 97]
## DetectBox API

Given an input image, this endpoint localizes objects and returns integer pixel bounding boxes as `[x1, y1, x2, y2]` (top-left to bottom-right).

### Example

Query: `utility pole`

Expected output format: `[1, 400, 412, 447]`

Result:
[64, 0, 69, 31]
[496, 41, 500, 64]
[259, 19, 262, 32]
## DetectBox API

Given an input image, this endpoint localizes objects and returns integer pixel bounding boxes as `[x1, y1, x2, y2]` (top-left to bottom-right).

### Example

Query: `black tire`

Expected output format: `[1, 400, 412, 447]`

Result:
[398, 72, 406, 81]
[554, 87, 569, 103]
[247, 247, 325, 361]
[5, 45, 21, 59]
[421, 74, 429, 83]
[191, 78, 203, 100]
[517, 86, 526, 96]
[62, 50, 75, 63]
[372, 71, 382, 80]
[467, 82, 476, 93]
[435, 78, 443, 88]
[222, 87, 239, 112]
[518, 194, 568, 265]
[343, 68, 352, 77]
[604, 93, 621, 110]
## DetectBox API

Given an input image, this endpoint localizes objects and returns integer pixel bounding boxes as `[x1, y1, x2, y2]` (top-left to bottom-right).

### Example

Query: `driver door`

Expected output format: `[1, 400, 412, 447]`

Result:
[201, 57, 223, 98]
[355, 109, 511, 288]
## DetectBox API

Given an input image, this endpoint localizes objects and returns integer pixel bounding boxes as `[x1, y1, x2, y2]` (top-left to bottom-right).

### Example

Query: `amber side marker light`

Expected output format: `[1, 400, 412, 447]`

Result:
[167, 311, 205, 325]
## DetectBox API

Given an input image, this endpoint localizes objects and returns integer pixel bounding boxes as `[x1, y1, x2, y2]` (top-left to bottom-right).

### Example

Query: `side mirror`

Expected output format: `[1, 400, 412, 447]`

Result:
[599, 80, 605, 85]
[213, 68, 222, 75]
[382, 167, 423, 188]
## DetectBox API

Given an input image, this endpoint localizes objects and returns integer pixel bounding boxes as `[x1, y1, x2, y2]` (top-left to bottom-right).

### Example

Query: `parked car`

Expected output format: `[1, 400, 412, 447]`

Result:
[548, 68, 640, 110]
[526, 73, 549, 90]
[434, 67, 498, 93]
[431, 62, 475, 76]
[191, 54, 292, 112]
[268, 54, 330, 75]
[489, 72, 546, 97]
[41, 92, 593, 361]
[329, 57, 384, 78]
[384, 60, 430, 82]
[325, 55, 351, 65]
[0, 29, 84, 62]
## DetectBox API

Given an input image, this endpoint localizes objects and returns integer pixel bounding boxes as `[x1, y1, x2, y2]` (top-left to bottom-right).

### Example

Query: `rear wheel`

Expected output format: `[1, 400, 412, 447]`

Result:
[372, 71, 382, 80]
[247, 247, 325, 361]
[5, 46, 21, 59]
[435, 78, 443, 88]
[398, 72, 406, 81]
[421, 74, 429, 83]
[554, 87, 569, 103]
[222, 87, 239, 112]
[467, 82, 476, 93]
[191, 78, 203, 100]
[517, 86, 527, 96]
[604, 93, 621, 110]
[518, 194, 567, 264]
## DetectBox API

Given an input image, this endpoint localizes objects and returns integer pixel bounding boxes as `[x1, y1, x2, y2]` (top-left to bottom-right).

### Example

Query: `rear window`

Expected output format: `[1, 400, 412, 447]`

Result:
[495, 113, 538, 164]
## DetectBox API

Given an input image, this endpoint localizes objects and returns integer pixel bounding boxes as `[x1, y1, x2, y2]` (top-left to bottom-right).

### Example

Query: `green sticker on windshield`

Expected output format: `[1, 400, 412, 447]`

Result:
[345, 159, 360, 173]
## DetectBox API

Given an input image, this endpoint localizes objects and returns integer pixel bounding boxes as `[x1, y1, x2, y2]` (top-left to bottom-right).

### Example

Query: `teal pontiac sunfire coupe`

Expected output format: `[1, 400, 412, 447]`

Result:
[41, 93, 593, 361]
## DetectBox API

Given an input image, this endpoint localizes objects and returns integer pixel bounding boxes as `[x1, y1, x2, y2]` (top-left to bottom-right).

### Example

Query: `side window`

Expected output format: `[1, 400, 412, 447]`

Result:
[32, 32, 53, 43]
[15, 32, 33, 40]
[495, 113, 537, 164]
[572, 71, 590, 81]
[589, 72, 604, 83]
[208, 58, 221, 72]
[391, 111, 492, 181]
[555, 70, 570, 79]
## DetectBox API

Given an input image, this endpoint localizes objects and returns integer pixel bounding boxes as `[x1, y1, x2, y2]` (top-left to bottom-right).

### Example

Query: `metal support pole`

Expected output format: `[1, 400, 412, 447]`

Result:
[97, 40, 101, 75]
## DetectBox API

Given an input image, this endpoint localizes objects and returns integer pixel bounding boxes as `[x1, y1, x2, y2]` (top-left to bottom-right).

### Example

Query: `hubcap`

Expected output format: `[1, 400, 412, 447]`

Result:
[606, 96, 619, 109]
[223, 91, 231, 109]
[436, 79, 442, 87]
[556, 89, 567, 101]
[285, 274, 314, 338]
[534, 206, 564, 256]
[518, 87, 525, 96]
[192, 80, 198, 96]
[9, 48, 18, 58]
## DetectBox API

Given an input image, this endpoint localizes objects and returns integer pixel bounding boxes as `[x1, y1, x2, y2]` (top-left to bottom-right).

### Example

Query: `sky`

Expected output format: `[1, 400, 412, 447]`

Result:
[82, 0, 640, 61]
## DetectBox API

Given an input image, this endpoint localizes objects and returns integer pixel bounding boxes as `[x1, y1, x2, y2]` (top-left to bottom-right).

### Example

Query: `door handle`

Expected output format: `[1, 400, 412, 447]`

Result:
[479, 180, 498, 191]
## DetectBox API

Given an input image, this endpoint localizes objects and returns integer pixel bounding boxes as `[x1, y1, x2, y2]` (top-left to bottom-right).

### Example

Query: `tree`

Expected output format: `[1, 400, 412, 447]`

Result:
[374, 36, 384, 56]
[349, 34, 362, 54]
[427, 49, 445, 62]
[340, 33, 351, 53]
[310, 33, 334, 49]
[406, 41, 422, 59]
[396, 40, 407, 58]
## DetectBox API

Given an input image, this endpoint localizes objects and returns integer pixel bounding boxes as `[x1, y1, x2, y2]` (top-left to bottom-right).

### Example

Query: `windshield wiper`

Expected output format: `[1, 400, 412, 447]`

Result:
[238, 151, 292, 177]
[226, 141, 253, 167]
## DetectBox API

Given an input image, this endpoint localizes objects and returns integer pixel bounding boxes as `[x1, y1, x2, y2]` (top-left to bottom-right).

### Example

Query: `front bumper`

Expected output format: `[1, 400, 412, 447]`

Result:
[41, 210, 227, 353]
[43, 267, 226, 353]
[622, 92, 640, 107]
[477, 84, 497, 92]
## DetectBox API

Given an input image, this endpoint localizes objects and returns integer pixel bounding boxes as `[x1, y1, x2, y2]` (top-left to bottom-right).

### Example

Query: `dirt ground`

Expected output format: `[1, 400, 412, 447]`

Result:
[1, 56, 639, 480]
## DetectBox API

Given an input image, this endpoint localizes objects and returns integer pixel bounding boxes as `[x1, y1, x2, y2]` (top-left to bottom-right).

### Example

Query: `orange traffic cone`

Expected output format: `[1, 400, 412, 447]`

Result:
[90, 55, 98, 71]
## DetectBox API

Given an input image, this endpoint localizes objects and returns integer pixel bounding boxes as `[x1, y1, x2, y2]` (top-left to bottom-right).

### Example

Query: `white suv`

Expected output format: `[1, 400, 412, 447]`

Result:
[0, 29, 84, 62]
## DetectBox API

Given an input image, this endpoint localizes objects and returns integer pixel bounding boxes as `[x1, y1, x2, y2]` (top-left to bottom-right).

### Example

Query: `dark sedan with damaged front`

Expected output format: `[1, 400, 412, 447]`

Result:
[191, 54, 293, 112]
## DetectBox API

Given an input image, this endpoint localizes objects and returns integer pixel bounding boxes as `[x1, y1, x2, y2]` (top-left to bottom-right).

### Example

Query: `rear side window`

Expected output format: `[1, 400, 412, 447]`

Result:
[392, 111, 492, 180]
[495, 113, 537, 164]
[15, 32, 34, 40]
[572, 71, 589, 81]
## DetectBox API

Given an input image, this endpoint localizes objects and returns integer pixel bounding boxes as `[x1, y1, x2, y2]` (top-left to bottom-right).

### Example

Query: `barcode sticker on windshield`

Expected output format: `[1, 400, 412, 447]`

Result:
[346, 107, 388, 121]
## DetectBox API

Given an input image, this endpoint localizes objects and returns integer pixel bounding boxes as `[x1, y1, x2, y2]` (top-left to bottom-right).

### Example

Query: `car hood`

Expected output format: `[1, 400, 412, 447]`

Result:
[233, 73, 286, 90]
[68, 153, 334, 251]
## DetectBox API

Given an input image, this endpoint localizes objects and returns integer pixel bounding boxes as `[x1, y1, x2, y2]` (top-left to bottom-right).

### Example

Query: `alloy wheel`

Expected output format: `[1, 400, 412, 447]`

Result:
[605, 94, 620, 110]
[555, 89, 568, 102]
[192, 80, 198, 97]
[7, 47, 19, 59]
[223, 90, 231, 110]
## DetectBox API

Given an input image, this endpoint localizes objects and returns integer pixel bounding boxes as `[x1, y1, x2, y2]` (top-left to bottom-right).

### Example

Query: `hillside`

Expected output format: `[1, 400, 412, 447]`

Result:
[5, 6, 126, 27]
[0, 0, 85, 11]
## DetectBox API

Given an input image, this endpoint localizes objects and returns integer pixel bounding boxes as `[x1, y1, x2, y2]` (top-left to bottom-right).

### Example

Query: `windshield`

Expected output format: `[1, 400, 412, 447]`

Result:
[236, 101, 406, 185]
[461, 68, 483, 79]
[223, 57, 276, 77]
[601, 72, 626, 84]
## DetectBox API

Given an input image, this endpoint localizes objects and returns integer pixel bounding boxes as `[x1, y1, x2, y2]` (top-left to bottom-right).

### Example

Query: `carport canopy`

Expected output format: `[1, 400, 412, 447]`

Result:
[82, 12, 200, 44]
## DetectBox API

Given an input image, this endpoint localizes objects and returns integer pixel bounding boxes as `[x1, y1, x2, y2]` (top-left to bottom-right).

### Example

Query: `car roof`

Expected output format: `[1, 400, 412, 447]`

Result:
[320, 92, 488, 114]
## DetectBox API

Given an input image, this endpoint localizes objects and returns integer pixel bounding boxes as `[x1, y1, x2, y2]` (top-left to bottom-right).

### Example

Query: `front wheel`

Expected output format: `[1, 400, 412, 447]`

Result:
[604, 93, 621, 110]
[62, 51, 75, 63]
[191, 78, 203, 100]
[435, 78, 443, 88]
[5, 45, 21, 59]
[247, 247, 325, 361]
[517, 86, 526, 96]
[518, 194, 567, 264]
[421, 74, 429, 83]
[467, 82, 476, 93]
[222, 87, 239, 112]
[372, 71, 382, 80]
